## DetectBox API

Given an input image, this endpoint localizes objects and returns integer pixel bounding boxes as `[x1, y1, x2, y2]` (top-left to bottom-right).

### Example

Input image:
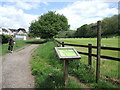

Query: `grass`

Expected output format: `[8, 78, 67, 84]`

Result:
[56, 38, 119, 80]
[57, 38, 119, 47]
[30, 41, 118, 88]
[68, 60, 118, 88]
[30, 41, 84, 88]
[0, 39, 43, 56]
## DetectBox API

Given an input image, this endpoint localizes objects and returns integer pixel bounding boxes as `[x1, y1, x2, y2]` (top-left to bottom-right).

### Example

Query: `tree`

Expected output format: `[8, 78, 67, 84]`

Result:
[74, 14, 119, 38]
[85, 23, 97, 37]
[56, 30, 76, 38]
[55, 31, 67, 38]
[102, 15, 119, 36]
[29, 11, 70, 38]
[75, 24, 88, 38]
[66, 30, 76, 38]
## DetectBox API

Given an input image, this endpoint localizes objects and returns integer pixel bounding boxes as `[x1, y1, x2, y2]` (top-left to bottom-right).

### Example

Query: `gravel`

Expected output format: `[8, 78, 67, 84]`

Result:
[0, 44, 39, 88]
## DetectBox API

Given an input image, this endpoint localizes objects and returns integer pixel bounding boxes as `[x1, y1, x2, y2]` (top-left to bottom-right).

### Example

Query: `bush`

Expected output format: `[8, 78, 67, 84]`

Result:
[1, 34, 12, 44]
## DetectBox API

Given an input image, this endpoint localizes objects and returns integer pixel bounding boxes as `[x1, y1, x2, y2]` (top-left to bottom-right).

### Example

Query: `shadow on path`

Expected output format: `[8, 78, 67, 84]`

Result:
[26, 40, 48, 44]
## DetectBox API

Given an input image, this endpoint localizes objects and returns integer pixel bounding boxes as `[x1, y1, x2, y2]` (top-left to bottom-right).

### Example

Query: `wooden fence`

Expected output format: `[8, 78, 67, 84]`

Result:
[55, 39, 120, 65]
[55, 39, 120, 83]
[55, 20, 119, 83]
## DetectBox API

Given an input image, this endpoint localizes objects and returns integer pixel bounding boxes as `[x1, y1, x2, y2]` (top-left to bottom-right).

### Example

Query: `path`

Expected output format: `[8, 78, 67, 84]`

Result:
[0, 44, 39, 89]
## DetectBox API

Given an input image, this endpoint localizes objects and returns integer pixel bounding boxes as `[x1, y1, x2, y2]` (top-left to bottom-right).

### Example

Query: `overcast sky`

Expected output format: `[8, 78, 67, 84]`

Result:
[0, 0, 119, 31]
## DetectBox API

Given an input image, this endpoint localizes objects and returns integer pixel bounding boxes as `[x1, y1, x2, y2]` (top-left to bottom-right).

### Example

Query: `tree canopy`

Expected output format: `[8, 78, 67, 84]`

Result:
[29, 11, 70, 38]
[75, 15, 119, 38]
[56, 30, 76, 38]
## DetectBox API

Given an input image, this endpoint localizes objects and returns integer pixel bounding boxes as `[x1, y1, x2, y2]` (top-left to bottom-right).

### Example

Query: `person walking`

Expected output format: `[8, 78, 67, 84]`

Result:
[8, 37, 15, 53]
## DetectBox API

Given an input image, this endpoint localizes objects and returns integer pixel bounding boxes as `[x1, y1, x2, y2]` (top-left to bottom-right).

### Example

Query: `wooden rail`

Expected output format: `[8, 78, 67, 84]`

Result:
[55, 39, 120, 51]
[55, 39, 120, 62]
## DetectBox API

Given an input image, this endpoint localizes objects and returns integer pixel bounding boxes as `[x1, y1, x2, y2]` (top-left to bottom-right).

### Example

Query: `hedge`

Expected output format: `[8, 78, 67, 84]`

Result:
[0, 34, 12, 44]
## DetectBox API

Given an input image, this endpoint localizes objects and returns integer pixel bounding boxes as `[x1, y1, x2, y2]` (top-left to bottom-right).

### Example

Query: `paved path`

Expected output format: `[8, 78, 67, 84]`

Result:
[0, 44, 39, 89]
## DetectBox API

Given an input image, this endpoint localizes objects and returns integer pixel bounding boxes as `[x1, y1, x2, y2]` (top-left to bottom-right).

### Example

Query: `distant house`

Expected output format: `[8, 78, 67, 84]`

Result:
[1, 27, 28, 40]
[9, 29, 18, 35]
[17, 28, 27, 35]
[2, 28, 9, 35]
[15, 28, 27, 40]
[0, 27, 2, 34]
[2, 28, 13, 35]
[0, 28, 15, 35]
[7, 29, 14, 35]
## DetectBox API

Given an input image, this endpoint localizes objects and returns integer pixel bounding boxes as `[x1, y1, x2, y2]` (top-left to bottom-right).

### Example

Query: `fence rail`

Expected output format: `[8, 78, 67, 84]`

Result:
[55, 39, 120, 51]
[55, 39, 120, 62]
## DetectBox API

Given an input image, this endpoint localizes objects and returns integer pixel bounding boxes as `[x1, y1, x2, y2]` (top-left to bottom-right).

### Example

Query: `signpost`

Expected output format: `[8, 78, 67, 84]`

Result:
[96, 21, 101, 83]
[55, 47, 81, 85]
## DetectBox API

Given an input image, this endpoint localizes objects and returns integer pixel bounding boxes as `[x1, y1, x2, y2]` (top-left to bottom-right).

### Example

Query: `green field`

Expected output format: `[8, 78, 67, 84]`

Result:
[56, 38, 119, 48]
[56, 38, 119, 79]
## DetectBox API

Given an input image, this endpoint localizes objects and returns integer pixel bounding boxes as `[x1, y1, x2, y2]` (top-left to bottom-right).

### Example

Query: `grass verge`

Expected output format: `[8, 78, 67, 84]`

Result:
[0, 39, 43, 56]
[30, 41, 83, 88]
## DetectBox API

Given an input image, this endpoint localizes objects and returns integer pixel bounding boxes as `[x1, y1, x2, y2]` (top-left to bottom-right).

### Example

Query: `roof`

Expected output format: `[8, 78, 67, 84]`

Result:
[1, 28, 27, 35]
[18, 28, 27, 33]
[2, 28, 8, 32]
[9, 29, 18, 32]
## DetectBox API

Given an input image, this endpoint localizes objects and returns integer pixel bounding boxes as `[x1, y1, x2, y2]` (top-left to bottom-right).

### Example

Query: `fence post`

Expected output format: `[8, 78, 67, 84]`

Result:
[64, 59, 68, 85]
[88, 44, 92, 70]
[61, 41, 68, 85]
[62, 42, 64, 47]
[96, 21, 102, 83]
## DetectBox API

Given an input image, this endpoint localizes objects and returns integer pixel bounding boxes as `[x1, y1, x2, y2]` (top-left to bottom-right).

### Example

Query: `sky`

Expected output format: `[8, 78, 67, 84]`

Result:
[0, 0, 119, 31]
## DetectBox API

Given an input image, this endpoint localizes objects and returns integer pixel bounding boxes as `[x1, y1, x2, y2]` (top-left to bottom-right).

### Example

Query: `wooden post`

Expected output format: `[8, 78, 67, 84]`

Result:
[96, 21, 101, 83]
[62, 42, 64, 47]
[64, 60, 68, 85]
[61, 42, 68, 85]
[88, 44, 92, 70]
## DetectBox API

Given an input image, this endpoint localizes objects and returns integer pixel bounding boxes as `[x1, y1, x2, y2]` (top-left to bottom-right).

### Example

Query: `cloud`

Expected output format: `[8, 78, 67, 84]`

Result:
[42, 1, 49, 5]
[94, 0, 120, 2]
[0, 0, 118, 31]
[1, 0, 120, 2]
[57, 1, 118, 30]
[1, 0, 41, 2]
[1, 0, 78, 2]
[15, 1, 40, 10]
[0, 2, 39, 31]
